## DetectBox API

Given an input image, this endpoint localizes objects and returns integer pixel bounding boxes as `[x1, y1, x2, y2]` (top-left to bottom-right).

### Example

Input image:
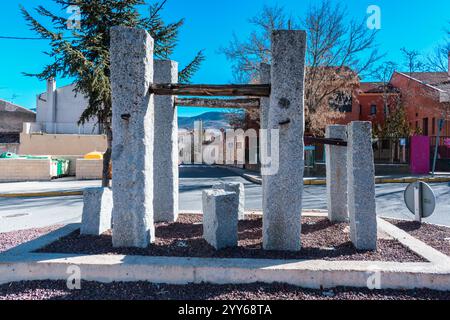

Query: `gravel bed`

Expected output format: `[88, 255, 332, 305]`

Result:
[0, 225, 62, 253]
[37, 215, 424, 262]
[387, 219, 450, 256]
[1, 280, 449, 300]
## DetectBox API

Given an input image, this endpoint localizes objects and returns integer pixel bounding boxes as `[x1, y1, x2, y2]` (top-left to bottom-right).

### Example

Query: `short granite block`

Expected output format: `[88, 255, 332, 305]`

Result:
[213, 182, 245, 220]
[202, 189, 239, 250]
[81, 187, 113, 236]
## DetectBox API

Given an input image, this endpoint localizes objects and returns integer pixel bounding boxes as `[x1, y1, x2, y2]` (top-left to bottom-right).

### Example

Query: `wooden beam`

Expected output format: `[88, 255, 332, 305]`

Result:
[149, 84, 270, 97]
[304, 137, 348, 147]
[175, 97, 260, 109]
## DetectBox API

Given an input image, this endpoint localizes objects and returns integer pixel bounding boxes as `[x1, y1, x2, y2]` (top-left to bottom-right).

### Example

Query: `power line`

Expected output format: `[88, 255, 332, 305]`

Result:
[0, 35, 76, 40]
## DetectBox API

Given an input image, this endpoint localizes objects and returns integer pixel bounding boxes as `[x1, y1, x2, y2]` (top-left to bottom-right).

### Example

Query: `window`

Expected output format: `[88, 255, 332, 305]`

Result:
[423, 118, 429, 136]
[432, 118, 436, 135]
[370, 105, 377, 115]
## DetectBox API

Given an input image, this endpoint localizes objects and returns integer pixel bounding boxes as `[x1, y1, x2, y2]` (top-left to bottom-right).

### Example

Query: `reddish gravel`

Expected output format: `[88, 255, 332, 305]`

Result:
[1, 280, 449, 300]
[0, 225, 63, 253]
[38, 215, 424, 262]
[387, 219, 450, 256]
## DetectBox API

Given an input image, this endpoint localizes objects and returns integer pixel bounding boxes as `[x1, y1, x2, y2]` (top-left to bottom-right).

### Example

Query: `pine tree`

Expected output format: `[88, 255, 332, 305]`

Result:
[21, 0, 204, 186]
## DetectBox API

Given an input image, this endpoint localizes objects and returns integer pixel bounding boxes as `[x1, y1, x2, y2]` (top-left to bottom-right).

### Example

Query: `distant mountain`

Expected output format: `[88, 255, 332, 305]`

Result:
[178, 112, 242, 130]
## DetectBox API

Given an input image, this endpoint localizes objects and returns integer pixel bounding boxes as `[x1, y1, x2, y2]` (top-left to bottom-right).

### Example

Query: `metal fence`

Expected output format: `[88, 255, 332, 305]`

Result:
[308, 137, 411, 165]
[430, 136, 450, 160]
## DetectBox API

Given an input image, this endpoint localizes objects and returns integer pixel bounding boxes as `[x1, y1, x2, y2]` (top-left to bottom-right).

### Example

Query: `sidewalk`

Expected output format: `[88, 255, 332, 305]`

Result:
[223, 166, 450, 186]
[1, 169, 450, 198]
[0, 178, 101, 198]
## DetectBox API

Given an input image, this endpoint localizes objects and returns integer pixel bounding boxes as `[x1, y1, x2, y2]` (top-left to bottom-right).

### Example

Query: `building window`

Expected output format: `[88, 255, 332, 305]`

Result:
[423, 118, 429, 136]
[432, 118, 436, 135]
[370, 105, 377, 115]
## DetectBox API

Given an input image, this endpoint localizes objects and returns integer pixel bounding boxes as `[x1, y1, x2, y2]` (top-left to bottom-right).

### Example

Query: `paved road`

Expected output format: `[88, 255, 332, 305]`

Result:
[1, 165, 449, 232]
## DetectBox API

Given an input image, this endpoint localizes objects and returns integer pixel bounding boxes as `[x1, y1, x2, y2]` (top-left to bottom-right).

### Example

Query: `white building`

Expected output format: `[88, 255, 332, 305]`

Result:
[28, 79, 99, 134]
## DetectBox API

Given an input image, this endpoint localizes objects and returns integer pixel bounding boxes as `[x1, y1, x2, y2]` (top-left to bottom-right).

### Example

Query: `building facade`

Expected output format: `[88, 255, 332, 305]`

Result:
[32, 79, 99, 134]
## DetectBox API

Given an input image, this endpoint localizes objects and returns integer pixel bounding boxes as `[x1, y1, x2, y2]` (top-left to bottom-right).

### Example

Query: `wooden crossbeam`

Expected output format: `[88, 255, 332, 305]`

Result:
[304, 137, 347, 147]
[149, 84, 270, 97]
[175, 97, 260, 109]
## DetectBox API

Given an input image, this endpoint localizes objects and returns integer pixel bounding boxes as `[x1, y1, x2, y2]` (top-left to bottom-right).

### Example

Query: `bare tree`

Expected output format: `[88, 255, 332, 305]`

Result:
[400, 48, 427, 73]
[221, 0, 381, 135]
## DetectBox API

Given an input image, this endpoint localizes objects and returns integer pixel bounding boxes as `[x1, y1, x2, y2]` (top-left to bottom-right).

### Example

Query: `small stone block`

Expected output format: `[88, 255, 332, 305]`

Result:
[213, 182, 245, 220]
[202, 189, 239, 250]
[81, 187, 113, 236]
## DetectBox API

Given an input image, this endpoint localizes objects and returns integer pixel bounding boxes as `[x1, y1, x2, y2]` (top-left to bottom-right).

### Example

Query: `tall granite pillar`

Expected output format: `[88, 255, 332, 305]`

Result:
[110, 26, 155, 248]
[347, 121, 377, 250]
[263, 30, 307, 251]
[260, 63, 271, 228]
[153, 60, 179, 223]
[326, 125, 348, 223]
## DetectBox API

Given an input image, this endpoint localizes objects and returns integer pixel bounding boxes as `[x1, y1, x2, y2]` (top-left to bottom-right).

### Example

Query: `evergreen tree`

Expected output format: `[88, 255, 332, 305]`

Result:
[21, 0, 204, 186]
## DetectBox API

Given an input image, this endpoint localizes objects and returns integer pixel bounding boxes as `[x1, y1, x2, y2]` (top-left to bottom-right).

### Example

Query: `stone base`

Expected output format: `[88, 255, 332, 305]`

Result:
[202, 189, 239, 250]
[81, 187, 113, 236]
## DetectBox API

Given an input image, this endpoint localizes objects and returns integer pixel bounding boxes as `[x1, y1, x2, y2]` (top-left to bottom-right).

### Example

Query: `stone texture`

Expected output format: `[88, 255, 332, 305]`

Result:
[153, 60, 179, 223]
[194, 121, 203, 164]
[202, 189, 239, 250]
[80, 187, 113, 236]
[214, 182, 245, 220]
[347, 121, 377, 250]
[263, 30, 307, 251]
[326, 125, 348, 222]
[110, 26, 155, 248]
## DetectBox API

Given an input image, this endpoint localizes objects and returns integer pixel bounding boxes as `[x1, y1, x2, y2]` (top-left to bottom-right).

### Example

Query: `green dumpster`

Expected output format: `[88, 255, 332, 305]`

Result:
[0, 152, 20, 159]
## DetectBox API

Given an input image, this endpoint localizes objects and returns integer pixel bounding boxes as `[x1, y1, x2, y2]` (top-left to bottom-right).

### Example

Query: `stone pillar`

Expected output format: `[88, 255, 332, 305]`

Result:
[347, 121, 377, 250]
[80, 187, 113, 236]
[202, 189, 239, 250]
[263, 30, 307, 251]
[153, 60, 179, 223]
[326, 125, 348, 223]
[259, 63, 271, 131]
[110, 26, 155, 248]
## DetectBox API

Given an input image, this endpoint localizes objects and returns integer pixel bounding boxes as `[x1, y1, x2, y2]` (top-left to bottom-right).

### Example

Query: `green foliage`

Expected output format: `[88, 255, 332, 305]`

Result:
[380, 102, 412, 138]
[21, 0, 204, 129]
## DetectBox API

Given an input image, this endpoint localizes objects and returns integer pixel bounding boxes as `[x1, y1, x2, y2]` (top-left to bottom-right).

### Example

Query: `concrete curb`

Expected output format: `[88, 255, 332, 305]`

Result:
[0, 190, 84, 198]
[2, 253, 450, 290]
[1, 215, 450, 290]
[241, 174, 450, 186]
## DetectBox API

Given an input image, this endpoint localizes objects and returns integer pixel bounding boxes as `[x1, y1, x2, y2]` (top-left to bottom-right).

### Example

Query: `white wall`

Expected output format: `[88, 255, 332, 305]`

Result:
[35, 79, 99, 134]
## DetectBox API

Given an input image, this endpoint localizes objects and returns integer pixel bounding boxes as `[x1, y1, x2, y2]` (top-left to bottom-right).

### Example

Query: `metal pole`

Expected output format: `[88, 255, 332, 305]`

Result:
[413, 182, 422, 223]
[432, 119, 444, 176]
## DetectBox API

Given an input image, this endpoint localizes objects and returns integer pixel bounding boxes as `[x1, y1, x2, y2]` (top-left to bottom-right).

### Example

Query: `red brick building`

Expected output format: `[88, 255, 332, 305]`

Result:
[389, 71, 450, 136]
[336, 83, 400, 133]
[337, 59, 450, 138]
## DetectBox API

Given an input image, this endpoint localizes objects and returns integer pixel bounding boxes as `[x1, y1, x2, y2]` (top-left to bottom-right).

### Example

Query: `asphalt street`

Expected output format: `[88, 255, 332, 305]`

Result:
[1, 165, 449, 232]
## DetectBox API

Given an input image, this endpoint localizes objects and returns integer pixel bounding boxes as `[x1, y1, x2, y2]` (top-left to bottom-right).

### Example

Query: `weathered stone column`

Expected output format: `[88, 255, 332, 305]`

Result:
[347, 121, 377, 250]
[259, 63, 271, 231]
[259, 63, 271, 132]
[263, 30, 307, 251]
[110, 26, 155, 248]
[153, 60, 179, 223]
[326, 125, 348, 223]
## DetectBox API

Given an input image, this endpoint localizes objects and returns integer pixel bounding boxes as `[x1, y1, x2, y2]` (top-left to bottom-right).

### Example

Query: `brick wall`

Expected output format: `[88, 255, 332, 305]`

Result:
[76, 159, 103, 180]
[0, 159, 52, 182]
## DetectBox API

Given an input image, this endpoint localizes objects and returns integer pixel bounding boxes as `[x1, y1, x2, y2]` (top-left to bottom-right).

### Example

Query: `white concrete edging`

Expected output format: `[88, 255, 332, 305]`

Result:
[1, 216, 450, 291]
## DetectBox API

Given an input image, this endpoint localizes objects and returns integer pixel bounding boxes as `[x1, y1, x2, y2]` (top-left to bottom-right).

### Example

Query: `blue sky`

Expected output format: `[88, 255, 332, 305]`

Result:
[0, 0, 449, 117]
